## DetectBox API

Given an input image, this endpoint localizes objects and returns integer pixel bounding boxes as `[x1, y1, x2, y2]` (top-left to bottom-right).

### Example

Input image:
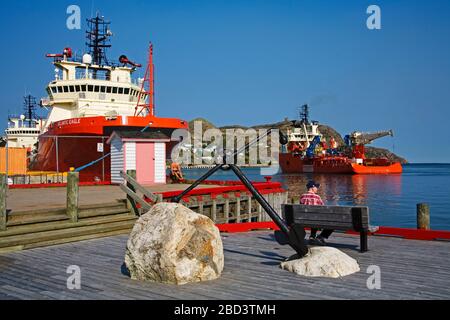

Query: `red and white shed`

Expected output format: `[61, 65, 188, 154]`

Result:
[107, 131, 170, 185]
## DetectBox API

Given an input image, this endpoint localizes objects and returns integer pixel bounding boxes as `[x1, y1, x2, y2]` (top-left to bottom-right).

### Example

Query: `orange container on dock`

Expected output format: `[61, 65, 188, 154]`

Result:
[0, 147, 28, 175]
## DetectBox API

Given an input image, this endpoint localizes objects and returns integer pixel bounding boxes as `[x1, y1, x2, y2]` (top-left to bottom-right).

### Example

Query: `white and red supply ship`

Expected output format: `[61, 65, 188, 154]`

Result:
[6, 95, 45, 152]
[31, 14, 187, 182]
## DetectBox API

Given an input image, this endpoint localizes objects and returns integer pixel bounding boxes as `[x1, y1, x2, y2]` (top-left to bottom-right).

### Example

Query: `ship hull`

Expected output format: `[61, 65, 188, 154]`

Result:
[30, 115, 188, 182]
[279, 153, 403, 174]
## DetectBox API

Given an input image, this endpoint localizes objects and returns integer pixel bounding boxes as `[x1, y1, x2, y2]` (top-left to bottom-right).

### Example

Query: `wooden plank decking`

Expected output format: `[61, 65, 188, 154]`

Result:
[0, 231, 449, 300]
[6, 184, 217, 213]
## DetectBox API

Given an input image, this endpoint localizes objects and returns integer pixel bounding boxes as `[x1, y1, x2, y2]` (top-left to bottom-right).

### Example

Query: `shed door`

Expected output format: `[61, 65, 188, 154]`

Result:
[154, 143, 166, 184]
[136, 142, 154, 185]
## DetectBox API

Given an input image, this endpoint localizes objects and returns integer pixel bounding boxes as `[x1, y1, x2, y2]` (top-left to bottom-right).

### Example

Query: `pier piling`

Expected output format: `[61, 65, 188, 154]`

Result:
[417, 203, 430, 230]
[0, 174, 6, 231]
[66, 172, 79, 223]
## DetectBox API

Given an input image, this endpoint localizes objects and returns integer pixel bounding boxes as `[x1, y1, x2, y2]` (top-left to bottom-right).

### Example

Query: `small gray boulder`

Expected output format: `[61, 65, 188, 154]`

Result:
[281, 247, 360, 278]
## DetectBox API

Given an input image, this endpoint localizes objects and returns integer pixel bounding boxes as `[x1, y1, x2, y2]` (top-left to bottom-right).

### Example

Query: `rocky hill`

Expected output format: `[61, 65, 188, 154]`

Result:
[364, 147, 407, 164]
[187, 118, 408, 163]
[188, 117, 217, 134]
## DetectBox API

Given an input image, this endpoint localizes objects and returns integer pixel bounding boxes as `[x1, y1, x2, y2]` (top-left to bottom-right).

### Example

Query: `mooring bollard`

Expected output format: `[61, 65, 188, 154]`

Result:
[66, 172, 80, 223]
[417, 203, 430, 230]
[0, 174, 7, 231]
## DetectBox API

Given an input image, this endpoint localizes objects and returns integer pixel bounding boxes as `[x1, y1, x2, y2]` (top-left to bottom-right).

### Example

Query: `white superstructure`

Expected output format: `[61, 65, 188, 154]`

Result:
[40, 14, 151, 131]
[41, 55, 149, 130]
[287, 121, 322, 143]
[6, 115, 44, 149]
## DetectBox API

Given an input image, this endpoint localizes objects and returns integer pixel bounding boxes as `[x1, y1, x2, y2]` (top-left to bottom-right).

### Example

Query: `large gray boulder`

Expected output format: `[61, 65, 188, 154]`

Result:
[125, 203, 224, 285]
[280, 247, 360, 278]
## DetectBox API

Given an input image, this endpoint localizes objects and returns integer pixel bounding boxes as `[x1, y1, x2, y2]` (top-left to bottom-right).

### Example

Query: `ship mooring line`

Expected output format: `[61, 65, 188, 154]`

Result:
[75, 153, 111, 173]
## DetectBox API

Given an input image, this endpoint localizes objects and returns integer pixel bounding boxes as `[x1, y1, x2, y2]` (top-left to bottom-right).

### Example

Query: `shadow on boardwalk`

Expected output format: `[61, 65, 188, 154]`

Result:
[0, 231, 449, 300]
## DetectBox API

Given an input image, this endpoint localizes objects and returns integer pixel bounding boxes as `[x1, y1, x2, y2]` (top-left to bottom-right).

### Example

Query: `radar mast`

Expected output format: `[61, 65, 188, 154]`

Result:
[85, 13, 112, 67]
[23, 95, 39, 128]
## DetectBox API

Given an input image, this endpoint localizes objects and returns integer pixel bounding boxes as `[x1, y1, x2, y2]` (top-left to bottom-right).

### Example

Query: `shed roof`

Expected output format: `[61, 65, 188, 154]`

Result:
[107, 131, 171, 144]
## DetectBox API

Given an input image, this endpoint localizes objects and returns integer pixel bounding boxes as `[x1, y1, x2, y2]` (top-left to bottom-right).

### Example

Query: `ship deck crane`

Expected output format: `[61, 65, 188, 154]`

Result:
[345, 130, 394, 159]
[306, 136, 321, 158]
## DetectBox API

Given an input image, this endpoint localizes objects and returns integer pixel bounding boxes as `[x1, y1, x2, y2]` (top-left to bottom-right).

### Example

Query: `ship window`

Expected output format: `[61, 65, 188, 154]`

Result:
[124, 88, 130, 95]
[100, 86, 106, 93]
[118, 88, 124, 94]
[88, 85, 94, 92]
[75, 85, 81, 92]
[112, 87, 118, 94]
[51, 87, 57, 94]
[63, 86, 69, 93]
[69, 86, 75, 93]
[58, 86, 63, 93]
[106, 87, 112, 93]
[81, 85, 87, 92]
[94, 86, 100, 92]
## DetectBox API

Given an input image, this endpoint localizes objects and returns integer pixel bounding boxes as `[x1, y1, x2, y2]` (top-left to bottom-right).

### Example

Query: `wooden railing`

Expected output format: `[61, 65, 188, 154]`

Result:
[120, 171, 163, 216]
[118, 170, 288, 224]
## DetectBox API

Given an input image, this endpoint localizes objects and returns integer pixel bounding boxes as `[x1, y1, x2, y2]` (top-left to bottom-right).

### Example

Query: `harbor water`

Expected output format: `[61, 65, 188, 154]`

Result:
[183, 164, 450, 231]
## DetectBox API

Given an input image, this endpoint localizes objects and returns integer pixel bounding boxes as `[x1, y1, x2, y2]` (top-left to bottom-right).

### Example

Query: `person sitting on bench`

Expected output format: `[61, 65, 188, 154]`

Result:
[300, 180, 334, 246]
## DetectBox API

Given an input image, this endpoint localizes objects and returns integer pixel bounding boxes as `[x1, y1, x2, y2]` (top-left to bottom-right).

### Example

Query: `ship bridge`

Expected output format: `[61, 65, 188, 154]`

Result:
[42, 57, 149, 129]
[41, 14, 151, 130]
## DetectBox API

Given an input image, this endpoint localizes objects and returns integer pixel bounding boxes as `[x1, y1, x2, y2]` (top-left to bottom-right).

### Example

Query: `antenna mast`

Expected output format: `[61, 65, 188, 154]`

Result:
[134, 43, 155, 117]
[86, 13, 112, 67]
[23, 95, 39, 127]
[299, 104, 310, 125]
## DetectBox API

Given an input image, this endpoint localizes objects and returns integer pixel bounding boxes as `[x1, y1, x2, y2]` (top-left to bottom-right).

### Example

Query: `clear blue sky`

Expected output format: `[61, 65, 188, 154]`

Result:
[1, 0, 450, 163]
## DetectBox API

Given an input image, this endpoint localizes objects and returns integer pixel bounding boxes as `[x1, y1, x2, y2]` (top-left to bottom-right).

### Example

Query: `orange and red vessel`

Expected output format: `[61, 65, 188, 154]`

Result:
[279, 105, 403, 175]
[31, 14, 188, 182]
[279, 154, 403, 174]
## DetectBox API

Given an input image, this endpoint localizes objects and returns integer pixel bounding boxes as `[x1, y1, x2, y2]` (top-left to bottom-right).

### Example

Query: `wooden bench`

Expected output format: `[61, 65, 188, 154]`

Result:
[282, 204, 375, 252]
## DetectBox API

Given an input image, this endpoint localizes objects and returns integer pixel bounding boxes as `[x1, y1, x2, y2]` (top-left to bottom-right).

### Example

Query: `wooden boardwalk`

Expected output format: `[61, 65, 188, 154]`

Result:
[0, 231, 449, 300]
[6, 184, 217, 213]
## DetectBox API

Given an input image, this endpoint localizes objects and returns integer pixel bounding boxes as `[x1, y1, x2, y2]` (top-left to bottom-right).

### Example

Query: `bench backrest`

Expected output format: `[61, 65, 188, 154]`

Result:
[282, 204, 370, 232]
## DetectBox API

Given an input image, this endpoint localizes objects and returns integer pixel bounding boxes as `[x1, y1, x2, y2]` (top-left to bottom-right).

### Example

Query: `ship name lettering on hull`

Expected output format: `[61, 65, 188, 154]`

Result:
[58, 119, 81, 127]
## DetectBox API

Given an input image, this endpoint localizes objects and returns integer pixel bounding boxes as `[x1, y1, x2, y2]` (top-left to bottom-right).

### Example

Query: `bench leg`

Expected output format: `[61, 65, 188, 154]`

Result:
[360, 231, 368, 253]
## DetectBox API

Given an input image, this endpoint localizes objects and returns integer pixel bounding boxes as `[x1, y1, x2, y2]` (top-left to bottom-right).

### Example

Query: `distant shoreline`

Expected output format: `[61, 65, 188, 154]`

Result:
[404, 163, 450, 165]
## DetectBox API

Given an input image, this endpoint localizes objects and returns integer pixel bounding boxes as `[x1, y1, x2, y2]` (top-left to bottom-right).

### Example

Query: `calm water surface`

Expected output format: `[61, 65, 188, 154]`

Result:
[183, 164, 450, 231]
